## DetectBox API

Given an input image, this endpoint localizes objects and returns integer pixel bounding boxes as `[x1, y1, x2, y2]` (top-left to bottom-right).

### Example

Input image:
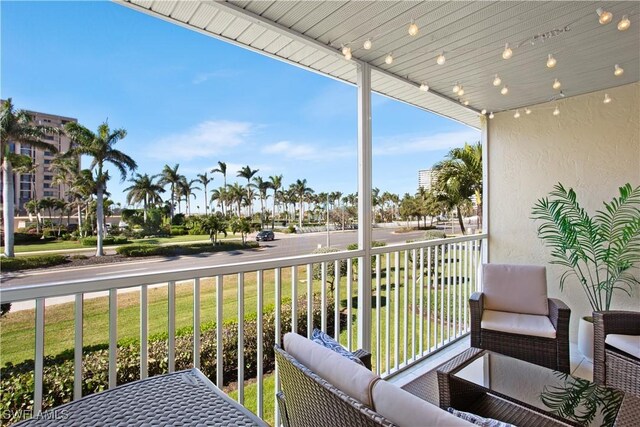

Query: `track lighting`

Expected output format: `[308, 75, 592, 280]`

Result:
[596, 8, 613, 25]
[552, 79, 561, 90]
[493, 75, 501, 86]
[614, 64, 624, 76]
[419, 82, 429, 92]
[342, 46, 352, 60]
[603, 93, 612, 104]
[618, 15, 630, 31]
[525, 108, 532, 115]
[385, 53, 394, 65]
[500, 86, 508, 95]
[452, 83, 460, 94]
[546, 54, 557, 68]
[457, 86, 464, 96]
[553, 106, 560, 116]
[408, 21, 419, 37]
[463, 100, 469, 106]
[502, 43, 513, 60]
[481, 109, 487, 115]
[436, 52, 446, 65]
[489, 112, 495, 119]
[514, 110, 521, 118]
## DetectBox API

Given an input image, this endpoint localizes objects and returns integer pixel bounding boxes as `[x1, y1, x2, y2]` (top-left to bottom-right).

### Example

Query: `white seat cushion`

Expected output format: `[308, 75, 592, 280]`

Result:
[606, 334, 640, 359]
[482, 264, 549, 316]
[481, 310, 556, 339]
[283, 332, 379, 407]
[371, 379, 473, 426]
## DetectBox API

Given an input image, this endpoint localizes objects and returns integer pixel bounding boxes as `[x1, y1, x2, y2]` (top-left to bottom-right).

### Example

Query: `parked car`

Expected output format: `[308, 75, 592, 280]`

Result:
[256, 230, 275, 241]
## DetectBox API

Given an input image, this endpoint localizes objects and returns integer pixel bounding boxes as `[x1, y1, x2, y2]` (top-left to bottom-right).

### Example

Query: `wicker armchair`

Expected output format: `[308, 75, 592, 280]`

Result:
[593, 311, 640, 397]
[469, 264, 571, 373]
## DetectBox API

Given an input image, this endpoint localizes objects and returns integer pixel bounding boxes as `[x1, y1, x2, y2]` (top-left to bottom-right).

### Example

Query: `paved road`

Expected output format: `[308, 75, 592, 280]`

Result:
[1, 228, 427, 288]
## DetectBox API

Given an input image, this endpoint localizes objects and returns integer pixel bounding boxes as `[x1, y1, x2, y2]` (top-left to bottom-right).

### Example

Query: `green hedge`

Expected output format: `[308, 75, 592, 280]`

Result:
[0, 255, 68, 272]
[0, 294, 339, 424]
[80, 236, 129, 247]
[115, 241, 259, 257]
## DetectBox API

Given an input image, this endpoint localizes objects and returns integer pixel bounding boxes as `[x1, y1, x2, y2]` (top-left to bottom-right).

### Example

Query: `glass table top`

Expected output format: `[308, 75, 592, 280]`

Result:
[453, 352, 624, 427]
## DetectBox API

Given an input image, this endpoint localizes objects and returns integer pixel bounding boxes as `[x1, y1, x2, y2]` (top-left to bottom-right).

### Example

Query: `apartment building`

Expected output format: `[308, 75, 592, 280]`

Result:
[417, 168, 439, 192]
[0, 105, 78, 214]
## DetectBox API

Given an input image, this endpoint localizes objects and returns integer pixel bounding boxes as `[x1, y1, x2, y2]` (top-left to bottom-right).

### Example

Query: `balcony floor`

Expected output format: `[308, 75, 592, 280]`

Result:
[387, 337, 594, 388]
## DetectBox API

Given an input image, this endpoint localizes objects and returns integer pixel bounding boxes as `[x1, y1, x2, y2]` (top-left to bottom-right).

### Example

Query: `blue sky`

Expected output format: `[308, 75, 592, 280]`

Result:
[1, 1, 479, 212]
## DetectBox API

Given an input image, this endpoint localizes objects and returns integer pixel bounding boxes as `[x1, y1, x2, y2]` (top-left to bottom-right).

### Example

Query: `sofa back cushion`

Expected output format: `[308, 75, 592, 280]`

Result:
[482, 264, 549, 316]
[371, 380, 473, 426]
[283, 332, 379, 407]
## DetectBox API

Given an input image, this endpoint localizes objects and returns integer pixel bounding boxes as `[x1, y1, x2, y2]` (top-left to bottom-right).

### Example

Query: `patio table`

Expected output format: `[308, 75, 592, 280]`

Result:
[14, 369, 267, 426]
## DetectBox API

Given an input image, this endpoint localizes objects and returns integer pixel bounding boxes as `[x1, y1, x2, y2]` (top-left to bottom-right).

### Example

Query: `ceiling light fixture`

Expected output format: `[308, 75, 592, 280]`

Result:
[546, 54, 557, 68]
[502, 43, 513, 59]
[342, 46, 352, 60]
[614, 64, 624, 76]
[500, 85, 509, 95]
[603, 93, 612, 104]
[489, 112, 495, 119]
[463, 100, 470, 106]
[514, 110, 521, 118]
[457, 86, 465, 96]
[419, 82, 429, 91]
[493, 75, 502, 86]
[408, 21, 419, 37]
[525, 108, 532, 115]
[618, 15, 631, 31]
[596, 7, 613, 25]
[363, 39, 372, 50]
[436, 52, 446, 65]
[452, 83, 460, 93]
[481, 109, 487, 115]
[552, 78, 562, 90]
[553, 106, 560, 116]
[385, 53, 394, 65]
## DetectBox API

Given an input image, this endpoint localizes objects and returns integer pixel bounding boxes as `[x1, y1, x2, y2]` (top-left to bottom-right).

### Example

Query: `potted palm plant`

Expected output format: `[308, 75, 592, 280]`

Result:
[531, 183, 640, 360]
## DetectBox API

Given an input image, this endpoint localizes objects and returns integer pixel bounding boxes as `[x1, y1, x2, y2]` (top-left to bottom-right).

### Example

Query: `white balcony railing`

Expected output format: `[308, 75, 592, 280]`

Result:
[0, 233, 486, 425]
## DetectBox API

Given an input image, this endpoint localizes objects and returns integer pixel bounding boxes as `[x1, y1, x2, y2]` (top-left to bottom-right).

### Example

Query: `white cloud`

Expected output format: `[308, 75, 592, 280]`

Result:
[262, 140, 352, 161]
[373, 129, 480, 156]
[149, 120, 252, 160]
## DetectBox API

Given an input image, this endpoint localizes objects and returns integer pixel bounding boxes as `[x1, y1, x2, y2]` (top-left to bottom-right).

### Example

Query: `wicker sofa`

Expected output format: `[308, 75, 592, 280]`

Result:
[275, 332, 473, 427]
[593, 311, 640, 397]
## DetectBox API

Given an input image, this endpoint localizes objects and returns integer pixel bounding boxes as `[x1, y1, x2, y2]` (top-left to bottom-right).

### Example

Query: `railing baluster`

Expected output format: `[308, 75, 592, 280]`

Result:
[109, 289, 117, 388]
[394, 251, 400, 371]
[140, 285, 148, 379]
[458, 242, 463, 336]
[168, 281, 176, 373]
[419, 248, 424, 356]
[431, 246, 437, 353]
[464, 241, 469, 332]
[403, 250, 408, 367]
[275, 267, 282, 426]
[447, 243, 452, 342]
[193, 278, 201, 369]
[411, 249, 416, 361]
[346, 260, 353, 351]
[306, 263, 313, 338]
[237, 272, 244, 404]
[34, 298, 45, 414]
[385, 253, 390, 375]
[321, 262, 327, 332]
[440, 245, 445, 349]
[216, 275, 223, 388]
[74, 293, 83, 400]
[291, 266, 297, 333]
[375, 254, 381, 375]
[257, 270, 264, 419]
[334, 260, 340, 339]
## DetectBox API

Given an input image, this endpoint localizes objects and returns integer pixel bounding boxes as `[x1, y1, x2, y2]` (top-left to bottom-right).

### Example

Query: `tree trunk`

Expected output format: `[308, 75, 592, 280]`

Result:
[2, 160, 15, 257]
[77, 203, 83, 236]
[298, 201, 303, 228]
[96, 183, 105, 256]
[456, 205, 466, 235]
[143, 195, 148, 224]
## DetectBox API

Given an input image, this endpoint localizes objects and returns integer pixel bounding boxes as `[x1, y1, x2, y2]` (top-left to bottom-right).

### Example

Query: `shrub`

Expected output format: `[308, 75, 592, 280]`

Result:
[70, 255, 88, 260]
[116, 241, 259, 257]
[423, 230, 446, 240]
[115, 244, 170, 257]
[13, 233, 44, 245]
[170, 226, 188, 236]
[0, 294, 338, 424]
[0, 255, 68, 272]
[80, 236, 129, 246]
[311, 248, 348, 288]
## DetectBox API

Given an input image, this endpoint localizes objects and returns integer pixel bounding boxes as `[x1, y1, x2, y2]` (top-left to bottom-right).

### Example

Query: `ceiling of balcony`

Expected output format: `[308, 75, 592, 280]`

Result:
[119, 1, 640, 130]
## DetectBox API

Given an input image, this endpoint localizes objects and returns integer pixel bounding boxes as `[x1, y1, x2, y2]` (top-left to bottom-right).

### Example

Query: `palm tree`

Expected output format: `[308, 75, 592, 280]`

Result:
[1, 99, 60, 256]
[227, 182, 246, 217]
[210, 186, 227, 215]
[64, 121, 137, 256]
[269, 174, 283, 228]
[51, 155, 80, 205]
[159, 164, 183, 222]
[124, 173, 165, 223]
[24, 199, 42, 234]
[178, 177, 200, 216]
[211, 161, 227, 213]
[197, 172, 213, 215]
[237, 165, 259, 216]
[291, 179, 313, 228]
[70, 169, 97, 237]
[433, 142, 482, 234]
[252, 176, 272, 229]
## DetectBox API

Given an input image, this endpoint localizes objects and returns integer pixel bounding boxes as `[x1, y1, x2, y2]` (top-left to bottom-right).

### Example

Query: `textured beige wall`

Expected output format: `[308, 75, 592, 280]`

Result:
[487, 82, 640, 341]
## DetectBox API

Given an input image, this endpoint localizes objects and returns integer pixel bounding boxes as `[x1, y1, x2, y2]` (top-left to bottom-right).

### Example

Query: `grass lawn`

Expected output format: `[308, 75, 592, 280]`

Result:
[8, 240, 86, 253]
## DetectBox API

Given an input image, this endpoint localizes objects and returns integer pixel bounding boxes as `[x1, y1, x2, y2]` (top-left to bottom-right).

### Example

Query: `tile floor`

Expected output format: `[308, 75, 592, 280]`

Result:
[387, 337, 593, 388]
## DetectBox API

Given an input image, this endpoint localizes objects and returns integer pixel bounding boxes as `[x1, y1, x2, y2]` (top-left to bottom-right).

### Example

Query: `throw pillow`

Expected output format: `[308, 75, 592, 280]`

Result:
[447, 408, 517, 427]
[311, 328, 365, 366]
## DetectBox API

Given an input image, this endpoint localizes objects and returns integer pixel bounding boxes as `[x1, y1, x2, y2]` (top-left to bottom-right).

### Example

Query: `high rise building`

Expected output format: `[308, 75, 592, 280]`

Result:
[418, 169, 439, 192]
[0, 105, 78, 214]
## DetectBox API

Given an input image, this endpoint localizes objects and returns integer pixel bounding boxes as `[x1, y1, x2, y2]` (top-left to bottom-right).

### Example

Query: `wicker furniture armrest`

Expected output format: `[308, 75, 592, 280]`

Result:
[548, 298, 571, 374]
[353, 349, 373, 370]
[469, 292, 484, 348]
[276, 391, 290, 427]
[593, 311, 640, 387]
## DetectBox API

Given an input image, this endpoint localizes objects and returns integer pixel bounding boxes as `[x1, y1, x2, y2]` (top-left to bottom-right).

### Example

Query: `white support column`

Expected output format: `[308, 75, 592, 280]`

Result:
[357, 62, 373, 352]
[481, 116, 489, 264]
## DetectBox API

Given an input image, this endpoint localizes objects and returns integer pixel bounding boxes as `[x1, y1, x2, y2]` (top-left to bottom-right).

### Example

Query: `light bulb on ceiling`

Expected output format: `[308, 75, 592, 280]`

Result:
[436, 52, 446, 65]
[596, 7, 613, 25]
[385, 53, 394, 65]
[363, 39, 372, 50]
[343, 47, 352, 60]
[463, 100, 470, 106]
[553, 106, 560, 116]
[493, 75, 502, 86]
[546, 54, 557, 68]
[481, 109, 487, 115]
[618, 15, 631, 31]
[614, 64, 624, 76]
[500, 85, 509, 95]
[525, 108, 532, 115]
[489, 112, 495, 119]
[603, 93, 612, 104]
[502, 43, 513, 60]
[419, 82, 429, 92]
[514, 110, 521, 118]
[552, 78, 561, 90]
[452, 83, 460, 93]
[408, 21, 419, 37]
[457, 86, 465, 96]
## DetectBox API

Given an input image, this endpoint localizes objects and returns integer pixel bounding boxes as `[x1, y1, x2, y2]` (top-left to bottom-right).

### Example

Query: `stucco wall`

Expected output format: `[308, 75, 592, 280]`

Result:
[487, 82, 640, 341]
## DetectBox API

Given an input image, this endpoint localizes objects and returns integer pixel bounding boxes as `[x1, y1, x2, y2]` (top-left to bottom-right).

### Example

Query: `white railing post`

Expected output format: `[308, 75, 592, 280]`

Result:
[357, 61, 372, 352]
[74, 293, 83, 401]
[34, 298, 45, 414]
[256, 270, 264, 418]
[216, 275, 223, 388]
[193, 278, 201, 369]
[168, 281, 176, 373]
[237, 272, 244, 404]
[140, 285, 148, 379]
[108, 289, 117, 389]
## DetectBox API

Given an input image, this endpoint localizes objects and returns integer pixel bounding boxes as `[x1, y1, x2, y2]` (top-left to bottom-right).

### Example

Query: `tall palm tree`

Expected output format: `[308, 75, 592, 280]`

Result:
[64, 121, 137, 256]
[237, 165, 259, 217]
[178, 177, 200, 216]
[1, 99, 60, 256]
[211, 161, 227, 213]
[70, 169, 97, 236]
[269, 174, 283, 228]
[433, 142, 482, 234]
[197, 172, 213, 215]
[210, 186, 227, 215]
[124, 173, 165, 223]
[227, 182, 246, 217]
[51, 155, 80, 205]
[252, 176, 272, 229]
[159, 164, 183, 222]
[291, 179, 313, 228]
